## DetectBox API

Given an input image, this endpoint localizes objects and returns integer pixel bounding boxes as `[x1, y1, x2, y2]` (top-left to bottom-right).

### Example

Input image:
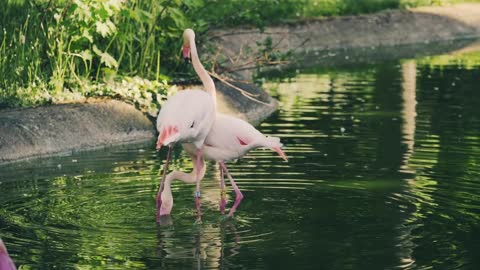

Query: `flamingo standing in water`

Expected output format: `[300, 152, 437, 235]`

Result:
[155, 29, 216, 223]
[158, 29, 287, 218]
[158, 115, 287, 217]
[0, 239, 16, 270]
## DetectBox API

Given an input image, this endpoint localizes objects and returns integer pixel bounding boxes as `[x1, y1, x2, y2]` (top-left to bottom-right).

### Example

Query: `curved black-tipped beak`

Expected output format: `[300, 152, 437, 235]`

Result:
[184, 57, 191, 64]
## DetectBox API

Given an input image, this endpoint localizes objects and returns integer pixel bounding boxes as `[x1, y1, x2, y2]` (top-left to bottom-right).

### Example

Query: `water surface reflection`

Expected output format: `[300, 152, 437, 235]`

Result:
[1, 45, 480, 269]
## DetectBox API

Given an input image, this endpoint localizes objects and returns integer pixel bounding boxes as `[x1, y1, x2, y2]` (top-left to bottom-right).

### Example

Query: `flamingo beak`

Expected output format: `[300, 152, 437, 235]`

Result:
[156, 125, 179, 151]
[183, 45, 191, 63]
[272, 147, 288, 162]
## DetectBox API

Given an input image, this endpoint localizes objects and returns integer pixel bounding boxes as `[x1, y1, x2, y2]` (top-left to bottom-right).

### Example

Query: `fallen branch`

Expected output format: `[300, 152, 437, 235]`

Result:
[208, 71, 274, 107]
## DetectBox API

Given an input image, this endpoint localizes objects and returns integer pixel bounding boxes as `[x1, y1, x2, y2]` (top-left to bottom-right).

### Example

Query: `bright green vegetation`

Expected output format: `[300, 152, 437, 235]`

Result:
[417, 50, 480, 69]
[1, 0, 479, 108]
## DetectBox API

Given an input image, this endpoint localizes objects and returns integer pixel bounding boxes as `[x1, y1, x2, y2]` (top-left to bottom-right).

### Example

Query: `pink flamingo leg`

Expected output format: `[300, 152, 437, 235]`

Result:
[156, 145, 172, 223]
[194, 148, 204, 222]
[219, 162, 243, 217]
[218, 162, 227, 214]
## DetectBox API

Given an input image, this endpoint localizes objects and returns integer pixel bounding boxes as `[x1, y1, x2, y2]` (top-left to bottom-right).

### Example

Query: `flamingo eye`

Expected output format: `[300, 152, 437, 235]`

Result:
[190, 121, 195, 128]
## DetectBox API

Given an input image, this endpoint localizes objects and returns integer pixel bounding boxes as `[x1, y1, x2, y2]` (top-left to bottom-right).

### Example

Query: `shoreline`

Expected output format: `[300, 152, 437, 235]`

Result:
[2, 4, 480, 164]
[209, 3, 480, 79]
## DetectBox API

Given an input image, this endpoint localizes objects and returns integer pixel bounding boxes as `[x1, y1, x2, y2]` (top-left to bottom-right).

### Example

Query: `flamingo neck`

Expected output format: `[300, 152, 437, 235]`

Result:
[239, 141, 261, 156]
[160, 159, 206, 216]
[189, 38, 217, 108]
[239, 137, 274, 156]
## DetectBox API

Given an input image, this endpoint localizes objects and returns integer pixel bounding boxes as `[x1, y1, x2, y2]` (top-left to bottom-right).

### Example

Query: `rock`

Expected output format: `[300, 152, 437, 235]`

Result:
[0, 99, 154, 164]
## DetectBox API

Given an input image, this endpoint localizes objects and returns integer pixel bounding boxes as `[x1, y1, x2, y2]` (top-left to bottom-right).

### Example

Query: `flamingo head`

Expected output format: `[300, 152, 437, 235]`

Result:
[156, 120, 201, 151]
[156, 124, 180, 151]
[263, 136, 288, 162]
[182, 28, 195, 61]
[159, 189, 173, 216]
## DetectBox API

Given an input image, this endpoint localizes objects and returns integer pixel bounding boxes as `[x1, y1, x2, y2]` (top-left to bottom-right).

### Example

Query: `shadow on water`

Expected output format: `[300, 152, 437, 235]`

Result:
[1, 40, 480, 269]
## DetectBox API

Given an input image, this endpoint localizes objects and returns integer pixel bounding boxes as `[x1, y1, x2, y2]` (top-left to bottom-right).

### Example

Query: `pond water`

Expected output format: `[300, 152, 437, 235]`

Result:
[1, 42, 480, 269]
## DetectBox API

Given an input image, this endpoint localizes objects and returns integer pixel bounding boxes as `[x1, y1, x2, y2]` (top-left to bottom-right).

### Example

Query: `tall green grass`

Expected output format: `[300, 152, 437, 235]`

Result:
[0, 0, 194, 108]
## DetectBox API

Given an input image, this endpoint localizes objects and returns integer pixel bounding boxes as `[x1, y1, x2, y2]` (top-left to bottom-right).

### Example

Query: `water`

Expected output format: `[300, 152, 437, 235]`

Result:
[1, 44, 480, 269]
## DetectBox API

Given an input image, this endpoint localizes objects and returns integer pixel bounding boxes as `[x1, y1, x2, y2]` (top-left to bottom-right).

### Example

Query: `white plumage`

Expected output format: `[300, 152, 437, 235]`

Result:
[156, 89, 215, 149]
[183, 113, 286, 162]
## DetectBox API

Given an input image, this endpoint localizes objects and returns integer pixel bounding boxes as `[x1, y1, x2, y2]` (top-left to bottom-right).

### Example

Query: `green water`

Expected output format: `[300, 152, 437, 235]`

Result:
[1, 44, 480, 269]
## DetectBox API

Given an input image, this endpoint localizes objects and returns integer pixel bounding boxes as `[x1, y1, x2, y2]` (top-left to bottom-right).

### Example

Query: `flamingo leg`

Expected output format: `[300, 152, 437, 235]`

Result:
[194, 148, 203, 222]
[219, 162, 227, 214]
[219, 161, 243, 217]
[157, 145, 172, 223]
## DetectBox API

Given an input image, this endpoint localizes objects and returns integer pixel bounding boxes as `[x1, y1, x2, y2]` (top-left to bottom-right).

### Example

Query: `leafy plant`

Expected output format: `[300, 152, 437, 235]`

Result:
[2, 0, 480, 108]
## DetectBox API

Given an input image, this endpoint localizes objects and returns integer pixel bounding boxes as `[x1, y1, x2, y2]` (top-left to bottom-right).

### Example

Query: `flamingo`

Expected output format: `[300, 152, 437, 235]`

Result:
[155, 29, 216, 223]
[0, 239, 16, 270]
[158, 115, 287, 217]
[157, 29, 287, 218]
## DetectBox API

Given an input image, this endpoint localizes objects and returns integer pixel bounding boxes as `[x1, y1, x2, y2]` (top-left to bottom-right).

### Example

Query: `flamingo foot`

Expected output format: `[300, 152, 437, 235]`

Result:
[156, 193, 163, 223]
[219, 189, 227, 214]
[220, 198, 227, 215]
[157, 214, 173, 226]
[195, 194, 202, 223]
[227, 191, 244, 217]
[219, 214, 232, 222]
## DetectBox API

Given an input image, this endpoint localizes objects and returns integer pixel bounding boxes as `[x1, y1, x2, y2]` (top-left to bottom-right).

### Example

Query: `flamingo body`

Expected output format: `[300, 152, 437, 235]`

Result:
[156, 89, 215, 149]
[182, 113, 286, 162]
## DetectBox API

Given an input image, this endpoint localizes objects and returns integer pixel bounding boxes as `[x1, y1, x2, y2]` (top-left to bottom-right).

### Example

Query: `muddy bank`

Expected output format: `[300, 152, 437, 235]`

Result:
[0, 100, 154, 164]
[209, 3, 480, 79]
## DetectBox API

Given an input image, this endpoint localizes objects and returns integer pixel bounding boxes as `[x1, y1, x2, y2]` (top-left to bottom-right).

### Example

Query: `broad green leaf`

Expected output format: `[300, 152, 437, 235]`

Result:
[82, 29, 93, 43]
[95, 21, 111, 37]
[79, 50, 93, 61]
[135, 8, 153, 23]
[92, 45, 118, 68]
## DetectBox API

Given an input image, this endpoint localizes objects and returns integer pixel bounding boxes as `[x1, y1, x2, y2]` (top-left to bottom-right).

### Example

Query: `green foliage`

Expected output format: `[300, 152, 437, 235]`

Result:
[194, 0, 480, 28]
[1, 0, 480, 108]
[0, 0, 195, 107]
[416, 50, 480, 69]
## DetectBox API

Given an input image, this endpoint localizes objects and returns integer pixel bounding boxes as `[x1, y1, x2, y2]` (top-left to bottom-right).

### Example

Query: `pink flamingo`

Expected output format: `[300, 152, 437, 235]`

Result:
[0, 239, 16, 270]
[158, 115, 287, 217]
[158, 29, 287, 218]
[155, 29, 216, 223]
